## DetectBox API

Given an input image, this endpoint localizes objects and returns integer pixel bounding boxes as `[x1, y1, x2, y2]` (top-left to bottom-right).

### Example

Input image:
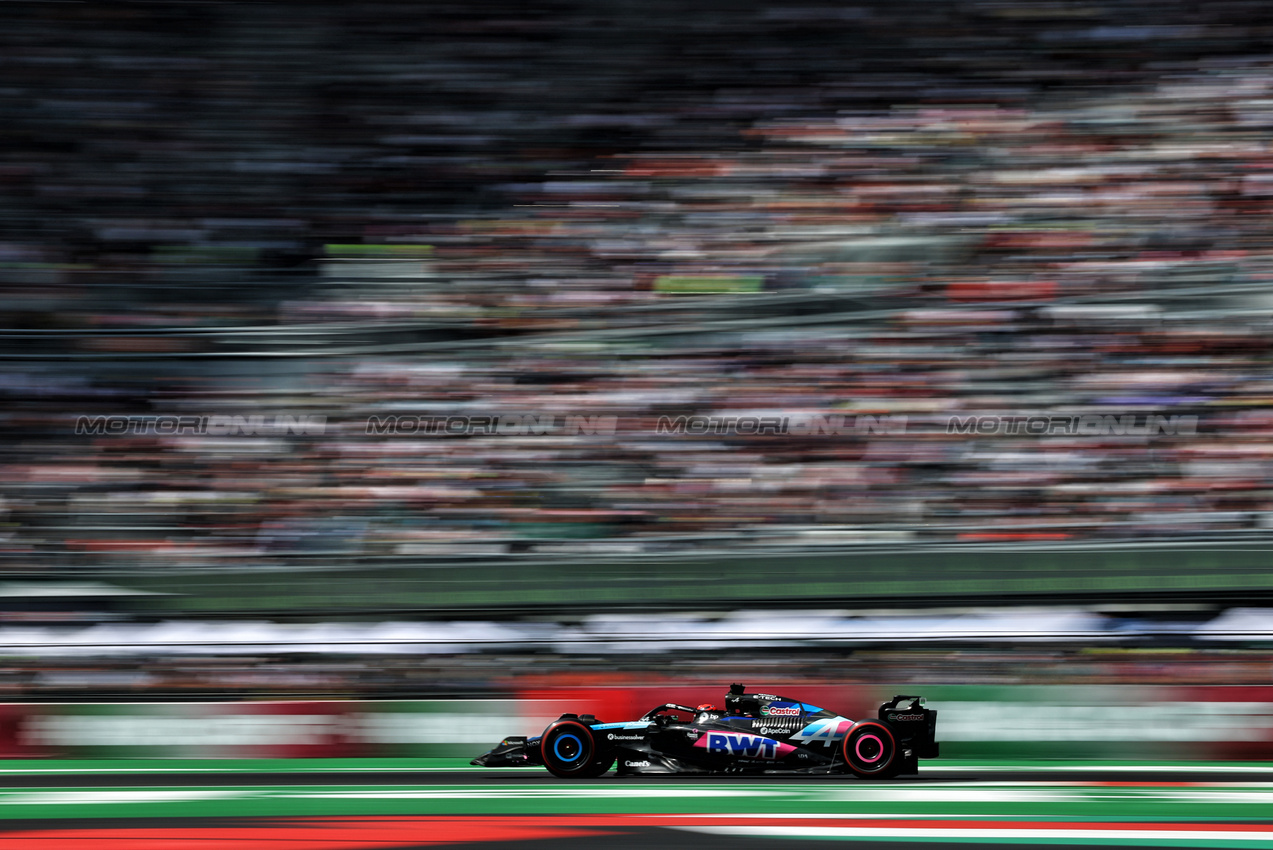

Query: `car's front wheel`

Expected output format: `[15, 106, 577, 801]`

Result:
[540, 719, 612, 778]
[574, 754, 615, 778]
[842, 720, 899, 779]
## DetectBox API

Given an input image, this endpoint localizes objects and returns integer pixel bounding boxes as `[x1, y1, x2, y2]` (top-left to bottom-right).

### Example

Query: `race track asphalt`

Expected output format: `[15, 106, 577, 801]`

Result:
[0, 760, 1271, 848]
[2, 762, 1273, 787]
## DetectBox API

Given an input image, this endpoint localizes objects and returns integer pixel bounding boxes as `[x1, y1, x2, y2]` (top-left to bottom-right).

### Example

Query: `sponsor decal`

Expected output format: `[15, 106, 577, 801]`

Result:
[605, 733, 644, 742]
[623, 760, 651, 767]
[762, 702, 802, 717]
[590, 722, 650, 731]
[790, 717, 853, 748]
[693, 732, 796, 760]
[889, 713, 926, 722]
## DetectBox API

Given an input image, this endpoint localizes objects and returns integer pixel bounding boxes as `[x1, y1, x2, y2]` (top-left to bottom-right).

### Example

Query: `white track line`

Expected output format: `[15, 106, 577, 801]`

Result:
[678, 825, 1273, 842]
[924, 764, 1273, 773]
[2, 790, 249, 806]
[0, 765, 488, 775]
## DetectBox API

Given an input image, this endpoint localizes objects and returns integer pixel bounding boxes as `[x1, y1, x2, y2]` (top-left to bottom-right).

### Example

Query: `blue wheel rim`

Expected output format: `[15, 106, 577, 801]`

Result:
[553, 733, 584, 763]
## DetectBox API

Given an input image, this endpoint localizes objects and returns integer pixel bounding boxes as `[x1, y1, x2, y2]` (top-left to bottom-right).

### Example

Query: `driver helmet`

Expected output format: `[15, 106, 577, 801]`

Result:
[694, 703, 722, 722]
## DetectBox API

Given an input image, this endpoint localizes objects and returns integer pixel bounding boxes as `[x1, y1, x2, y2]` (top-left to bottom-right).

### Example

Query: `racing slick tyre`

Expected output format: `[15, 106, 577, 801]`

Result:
[540, 719, 613, 778]
[842, 720, 900, 779]
[575, 755, 615, 778]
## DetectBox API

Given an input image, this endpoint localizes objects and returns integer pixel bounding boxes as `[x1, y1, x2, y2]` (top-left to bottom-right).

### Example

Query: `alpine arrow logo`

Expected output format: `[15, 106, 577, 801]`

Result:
[790, 717, 853, 747]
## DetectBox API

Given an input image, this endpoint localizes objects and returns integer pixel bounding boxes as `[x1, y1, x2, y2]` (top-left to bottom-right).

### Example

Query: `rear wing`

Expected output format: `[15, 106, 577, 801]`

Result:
[878, 695, 939, 759]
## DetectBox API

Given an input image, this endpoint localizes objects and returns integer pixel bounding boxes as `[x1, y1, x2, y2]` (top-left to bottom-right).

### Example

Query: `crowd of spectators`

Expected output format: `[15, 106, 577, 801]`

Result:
[4, 305, 1272, 564]
[1, 646, 1267, 701]
[5, 1, 1273, 568]
[5, 0, 1273, 325]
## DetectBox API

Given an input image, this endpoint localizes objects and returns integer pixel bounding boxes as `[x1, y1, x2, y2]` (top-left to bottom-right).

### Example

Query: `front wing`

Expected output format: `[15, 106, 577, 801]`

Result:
[471, 735, 542, 768]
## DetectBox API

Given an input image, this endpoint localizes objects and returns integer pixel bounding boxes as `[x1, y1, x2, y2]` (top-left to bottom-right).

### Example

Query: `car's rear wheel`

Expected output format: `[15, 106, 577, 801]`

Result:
[540, 720, 612, 778]
[842, 720, 899, 779]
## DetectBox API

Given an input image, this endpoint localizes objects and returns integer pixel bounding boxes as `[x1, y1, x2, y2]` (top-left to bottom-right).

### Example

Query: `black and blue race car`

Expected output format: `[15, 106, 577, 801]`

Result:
[472, 683, 938, 779]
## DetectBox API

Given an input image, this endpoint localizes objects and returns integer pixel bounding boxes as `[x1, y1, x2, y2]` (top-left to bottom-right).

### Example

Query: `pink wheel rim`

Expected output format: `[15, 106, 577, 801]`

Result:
[855, 733, 884, 763]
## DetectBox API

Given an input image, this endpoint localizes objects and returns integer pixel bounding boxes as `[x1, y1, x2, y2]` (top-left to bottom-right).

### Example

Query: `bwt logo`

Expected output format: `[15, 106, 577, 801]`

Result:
[945, 414, 1197, 437]
[365, 414, 617, 437]
[75, 415, 326, 437]
[655, 415, 906, 436]
[696, 732, 792, 760]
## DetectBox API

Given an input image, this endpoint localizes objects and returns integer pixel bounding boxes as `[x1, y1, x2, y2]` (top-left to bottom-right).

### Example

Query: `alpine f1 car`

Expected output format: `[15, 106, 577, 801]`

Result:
[472, 684, 938, 778]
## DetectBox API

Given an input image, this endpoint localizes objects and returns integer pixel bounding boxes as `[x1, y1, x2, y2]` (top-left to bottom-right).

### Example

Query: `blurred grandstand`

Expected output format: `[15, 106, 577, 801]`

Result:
[4, 0, 1273, 707]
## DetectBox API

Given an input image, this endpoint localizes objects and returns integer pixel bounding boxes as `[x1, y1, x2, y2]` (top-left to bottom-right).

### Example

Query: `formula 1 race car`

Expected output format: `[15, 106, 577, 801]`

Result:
[472, 684, 938, 778]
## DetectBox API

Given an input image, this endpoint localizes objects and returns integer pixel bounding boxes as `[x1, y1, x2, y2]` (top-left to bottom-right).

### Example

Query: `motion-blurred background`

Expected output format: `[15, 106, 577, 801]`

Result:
[2, 0, 1273, 760]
